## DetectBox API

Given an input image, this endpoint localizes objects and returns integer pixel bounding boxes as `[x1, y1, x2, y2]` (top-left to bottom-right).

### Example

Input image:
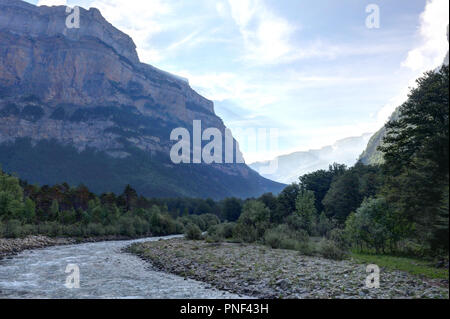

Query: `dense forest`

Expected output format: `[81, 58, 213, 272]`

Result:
[1, 66, 448, 261]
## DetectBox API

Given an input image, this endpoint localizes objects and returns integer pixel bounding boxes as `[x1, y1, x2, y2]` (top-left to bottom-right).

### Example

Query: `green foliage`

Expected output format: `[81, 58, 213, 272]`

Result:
[322, 163, 382, 223]
[318, 238, 348, 260]
[185, 223, 202, 240]
[380, 66, 449, 251]
[316, 212, 333, 237]
[295, 189, 317, 235]
[264, 224, 311, 253]
[0, 170, 187, 239]
[206, 222, 236, 242]
[272, 184, 300, 224]
[351, 252, 449, 280]
[344, 197, 410, 253]
[0, 137, 283, 201]
[233, 200, 270, 243]
[299, 163, 347, 212]
[221, 198, 242, 222]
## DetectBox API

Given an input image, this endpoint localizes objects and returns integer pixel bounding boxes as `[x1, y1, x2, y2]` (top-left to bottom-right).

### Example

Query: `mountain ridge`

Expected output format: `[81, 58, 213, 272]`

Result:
[359, 27, 449, 165]
[0, 0, 284, 199]
[250, 133, 372, 184]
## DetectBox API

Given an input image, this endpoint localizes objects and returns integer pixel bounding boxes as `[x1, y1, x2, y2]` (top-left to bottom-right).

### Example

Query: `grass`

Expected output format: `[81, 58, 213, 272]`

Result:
[351, 252, 449, 280]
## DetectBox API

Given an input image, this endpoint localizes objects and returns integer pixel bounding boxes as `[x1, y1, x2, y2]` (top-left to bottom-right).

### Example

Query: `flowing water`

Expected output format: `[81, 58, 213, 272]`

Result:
[0, 236, 242, 299]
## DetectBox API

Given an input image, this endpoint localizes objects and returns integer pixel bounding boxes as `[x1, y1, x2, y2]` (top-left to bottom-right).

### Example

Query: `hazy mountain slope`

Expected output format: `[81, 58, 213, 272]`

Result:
[359, 108, 401, 165]
[250, 133, 372, 184]
[0, 0, 284, 199]
[360, 29, 449, 165]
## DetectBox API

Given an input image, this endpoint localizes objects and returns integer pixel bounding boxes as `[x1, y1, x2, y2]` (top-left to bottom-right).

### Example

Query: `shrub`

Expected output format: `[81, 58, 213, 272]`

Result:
[4, 220, 22, 238]
[21, 224, 36, 237]
[207, 222, 236, 242]
[328, 228, 349, 251]
[63, 224, 84, 237]
[118, 216, 136, 237]
[234, 200, 270, 243]
[233, 222, 258, 243]
[199, 214, 221, 230]
[220, 222, 235, 239]
[318, 239, 348, 260]
[185, 223, 202, 240]
[264, 224, 311, 253]
[87, 223, 106, 237]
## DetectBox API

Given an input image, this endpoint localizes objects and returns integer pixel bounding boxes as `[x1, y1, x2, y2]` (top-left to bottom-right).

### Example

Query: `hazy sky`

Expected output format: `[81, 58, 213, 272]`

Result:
[28, 0, 449, 162]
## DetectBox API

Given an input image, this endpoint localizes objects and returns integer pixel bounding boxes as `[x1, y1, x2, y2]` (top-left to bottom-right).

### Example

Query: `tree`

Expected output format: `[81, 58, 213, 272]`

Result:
[122, 185, 138, 212]
[322, 170, 362, 223]
[299, 163, 347, 212]
[234, 200, 270, 242]
[380, 66, 449, 249]
[258, 193, 277, 216]
[272, 184, 300, 224]
[295, 190, 317, 235]
[50, 199, 60, 220]
[431, 186, 449, 251]
[345, 197, 410, 253]
[317, 212, 333, 237]
[0, 171, 25, 221]
[221, 198, 242, 222]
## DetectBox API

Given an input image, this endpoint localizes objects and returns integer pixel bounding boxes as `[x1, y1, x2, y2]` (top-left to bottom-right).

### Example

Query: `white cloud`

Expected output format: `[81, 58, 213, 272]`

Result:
[89, 0, 172, 64]
[37, 0, 67, 5]
[402, 0, 449, 71]
[227, 0, 295, 64]
[376, 0, 449, 127]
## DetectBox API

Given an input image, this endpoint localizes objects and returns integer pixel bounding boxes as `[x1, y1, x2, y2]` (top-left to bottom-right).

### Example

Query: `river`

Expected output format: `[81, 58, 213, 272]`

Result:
[0, 236, 242, 299]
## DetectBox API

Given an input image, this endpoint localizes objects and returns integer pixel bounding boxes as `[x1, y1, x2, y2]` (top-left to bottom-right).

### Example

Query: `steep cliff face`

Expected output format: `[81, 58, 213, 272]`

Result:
[0, 0, 284, 199]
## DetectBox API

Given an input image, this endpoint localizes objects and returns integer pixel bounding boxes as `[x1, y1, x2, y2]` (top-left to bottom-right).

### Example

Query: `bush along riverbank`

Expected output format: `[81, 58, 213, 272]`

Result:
[128, 238, 449, 299]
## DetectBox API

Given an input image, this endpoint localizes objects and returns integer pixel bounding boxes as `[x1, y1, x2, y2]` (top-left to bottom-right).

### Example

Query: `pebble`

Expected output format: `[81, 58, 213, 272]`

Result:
[128, 238, 449, 299]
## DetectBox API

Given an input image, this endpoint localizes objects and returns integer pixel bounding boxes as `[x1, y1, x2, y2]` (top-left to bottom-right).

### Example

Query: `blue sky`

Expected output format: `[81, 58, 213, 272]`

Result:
[29, 0, 449, 162]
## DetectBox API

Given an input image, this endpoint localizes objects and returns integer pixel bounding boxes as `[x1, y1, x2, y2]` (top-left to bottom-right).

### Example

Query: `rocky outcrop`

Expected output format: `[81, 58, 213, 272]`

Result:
[0, 0, 284, 199]
[0, 0, 216, 155]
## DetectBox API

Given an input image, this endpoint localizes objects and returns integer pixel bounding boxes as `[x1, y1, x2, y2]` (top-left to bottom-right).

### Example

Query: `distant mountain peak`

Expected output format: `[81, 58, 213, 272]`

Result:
[250, 133, 373, 184]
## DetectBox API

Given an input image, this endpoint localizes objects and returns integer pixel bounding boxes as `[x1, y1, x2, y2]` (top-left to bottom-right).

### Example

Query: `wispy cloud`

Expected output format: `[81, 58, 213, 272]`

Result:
[89, 0, 172, 63]
[376, 0, 449, 128]
[402, 0, 449, 71]
[227, 0, 296, 64]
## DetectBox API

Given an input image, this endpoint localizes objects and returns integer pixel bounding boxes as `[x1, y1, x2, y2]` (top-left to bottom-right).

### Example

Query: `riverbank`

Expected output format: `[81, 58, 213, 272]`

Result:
[0, 235, 153, 259]
[128, 238, 449, 299]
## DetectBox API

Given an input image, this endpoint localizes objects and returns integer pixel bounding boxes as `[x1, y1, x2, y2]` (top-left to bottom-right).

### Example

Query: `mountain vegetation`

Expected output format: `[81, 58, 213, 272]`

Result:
[202, 66, 450, 261]
[1, 67, 448, 264]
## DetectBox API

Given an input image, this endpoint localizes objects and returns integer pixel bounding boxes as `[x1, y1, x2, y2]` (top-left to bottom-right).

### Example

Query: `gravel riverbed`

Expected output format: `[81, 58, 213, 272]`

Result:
[128, 238, 449, 299]
[0, 235, 146, 259]
[0, 236, 75, 258]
